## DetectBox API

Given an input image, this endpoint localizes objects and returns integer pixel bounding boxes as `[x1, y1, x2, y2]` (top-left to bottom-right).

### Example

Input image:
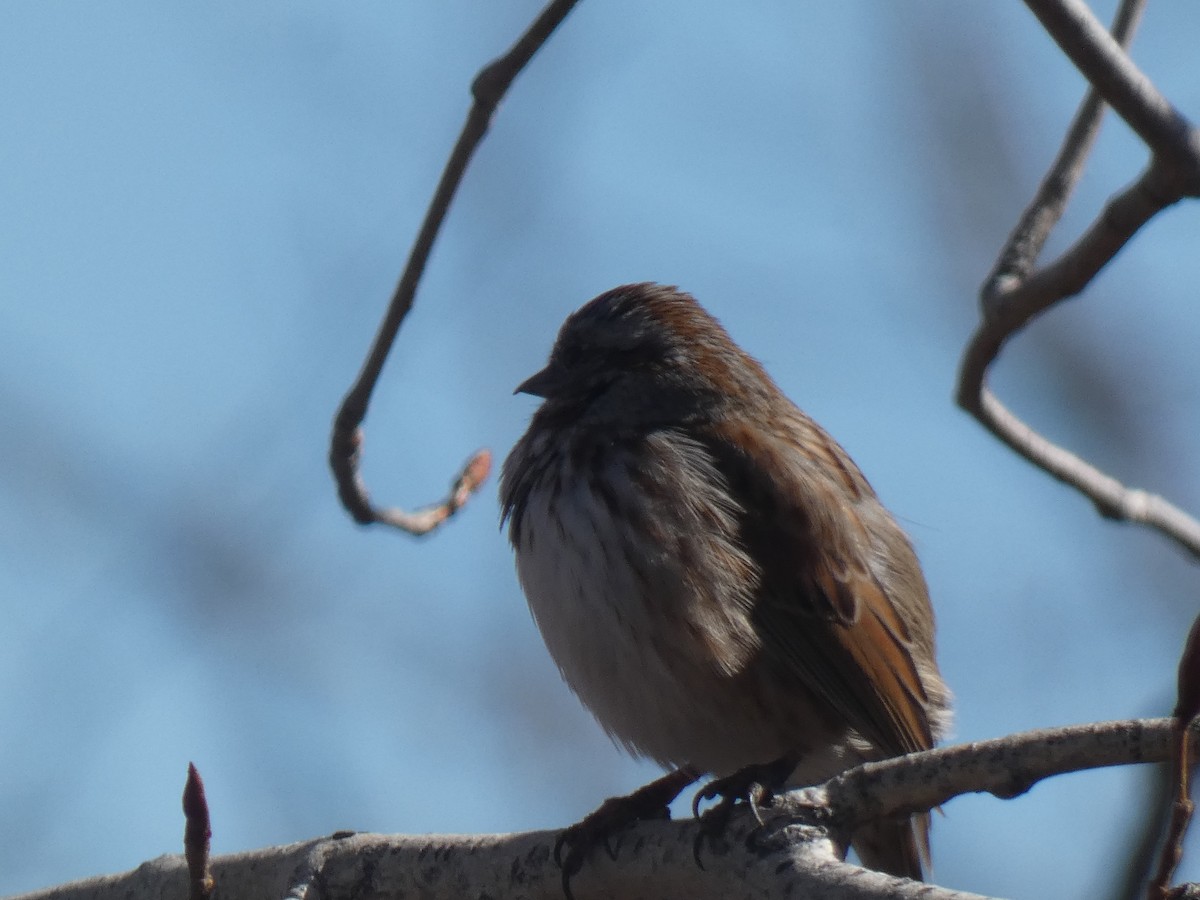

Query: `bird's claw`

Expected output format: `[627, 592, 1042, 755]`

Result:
[691, 757, 796, 867]
[552, 769, 695, 899]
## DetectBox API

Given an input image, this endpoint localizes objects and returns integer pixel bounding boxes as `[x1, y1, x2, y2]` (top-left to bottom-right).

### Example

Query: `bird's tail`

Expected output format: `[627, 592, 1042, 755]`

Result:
[851, 811, 929, 881]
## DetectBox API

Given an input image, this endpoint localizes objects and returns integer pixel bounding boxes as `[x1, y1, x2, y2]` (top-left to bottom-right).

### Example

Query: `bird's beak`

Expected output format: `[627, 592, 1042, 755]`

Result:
[514, 362, 563, 398]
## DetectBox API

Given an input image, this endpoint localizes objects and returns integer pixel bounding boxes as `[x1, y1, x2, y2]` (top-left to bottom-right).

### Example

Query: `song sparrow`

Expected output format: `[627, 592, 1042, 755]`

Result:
[500, 283, 951, 885]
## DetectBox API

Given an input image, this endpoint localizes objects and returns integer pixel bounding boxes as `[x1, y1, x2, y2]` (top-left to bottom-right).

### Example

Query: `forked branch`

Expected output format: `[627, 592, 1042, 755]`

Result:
[956, 0, 1200, 558]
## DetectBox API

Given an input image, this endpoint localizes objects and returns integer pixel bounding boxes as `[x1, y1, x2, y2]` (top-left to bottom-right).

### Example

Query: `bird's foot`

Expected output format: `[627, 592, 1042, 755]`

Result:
[691, 755, 797, 867]
[554, 766, 698, 899]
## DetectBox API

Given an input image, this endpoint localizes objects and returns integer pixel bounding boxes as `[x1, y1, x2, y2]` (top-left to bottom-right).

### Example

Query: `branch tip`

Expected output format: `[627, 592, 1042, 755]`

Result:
[328, 0, 576, 539]
[369, 448, 493, 536]
[183, 762, 213, 900]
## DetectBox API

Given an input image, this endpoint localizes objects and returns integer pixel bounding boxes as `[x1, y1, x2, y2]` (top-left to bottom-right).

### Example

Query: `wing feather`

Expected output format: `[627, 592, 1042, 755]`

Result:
[705, 416, 934, 758]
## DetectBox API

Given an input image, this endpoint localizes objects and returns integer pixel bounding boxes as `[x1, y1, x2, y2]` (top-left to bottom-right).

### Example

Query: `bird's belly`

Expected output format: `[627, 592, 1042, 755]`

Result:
[513, 473, 853, 780]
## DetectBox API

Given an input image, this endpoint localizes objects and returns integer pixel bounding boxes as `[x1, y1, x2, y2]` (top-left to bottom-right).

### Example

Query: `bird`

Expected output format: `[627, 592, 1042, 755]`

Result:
[499, 283, 951, 888]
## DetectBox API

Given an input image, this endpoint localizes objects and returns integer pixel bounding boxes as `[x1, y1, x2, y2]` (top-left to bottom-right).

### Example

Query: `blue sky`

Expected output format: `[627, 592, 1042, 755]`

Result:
[2, 3, 1198, 897]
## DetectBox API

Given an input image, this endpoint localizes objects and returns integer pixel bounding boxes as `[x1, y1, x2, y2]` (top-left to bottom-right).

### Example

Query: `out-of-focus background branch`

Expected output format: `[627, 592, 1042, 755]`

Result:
[1, 3, 1196, 898]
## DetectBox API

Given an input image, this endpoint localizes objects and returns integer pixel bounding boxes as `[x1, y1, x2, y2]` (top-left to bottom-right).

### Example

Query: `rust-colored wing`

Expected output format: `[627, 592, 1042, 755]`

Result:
[705, 415, 936, 759]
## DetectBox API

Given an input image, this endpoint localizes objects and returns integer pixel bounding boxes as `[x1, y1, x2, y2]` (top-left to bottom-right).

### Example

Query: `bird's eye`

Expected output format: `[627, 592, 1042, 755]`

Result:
[555, 339, 584, 369]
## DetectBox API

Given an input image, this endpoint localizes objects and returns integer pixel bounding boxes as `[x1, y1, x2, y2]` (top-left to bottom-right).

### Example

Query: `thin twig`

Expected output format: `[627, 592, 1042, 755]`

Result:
[984, 0, 1144, 297]
[1145, 725, 1194, 899]
[1148, 614, 1200, 899]
[1021, 0, 1200, 169]
[328, 0, 579, 535]
[956, 0, 1200, 559]
[1115, 763, 1175, 900]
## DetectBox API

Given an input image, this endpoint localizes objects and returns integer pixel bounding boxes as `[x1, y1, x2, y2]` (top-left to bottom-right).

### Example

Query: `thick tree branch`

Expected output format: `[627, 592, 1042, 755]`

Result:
[6, 827, 990, 900]
[328, 0, 579, 535]
[15, 719, 1196, 900]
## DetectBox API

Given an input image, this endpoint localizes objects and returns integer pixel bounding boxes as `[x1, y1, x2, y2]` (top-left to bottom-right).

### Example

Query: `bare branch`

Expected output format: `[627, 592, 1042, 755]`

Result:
[1148, 615, 1200, 898]
[1146, 723, 1194, 900]
[1021, 0, 1200, 168]
[969, 383, 1200, 558]
[816, 719, 1192, 830]
[1174, 613, 1200, 727]
[961, 168, 1200, 557]
[7, 824, 993, 900]
[1115, 764, 1176, 900]
[16, 720, 1197, 900]
[985, 0, 1144, 293]
[957, 1, 1200, 559]
[328, 0, 579, 535]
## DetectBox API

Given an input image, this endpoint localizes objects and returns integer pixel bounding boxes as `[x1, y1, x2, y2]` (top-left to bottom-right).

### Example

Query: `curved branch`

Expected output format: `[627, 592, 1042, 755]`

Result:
[958, 161, 1200, 558]
[328, 0, 580, 535]
[957, 0, 1200, 559]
